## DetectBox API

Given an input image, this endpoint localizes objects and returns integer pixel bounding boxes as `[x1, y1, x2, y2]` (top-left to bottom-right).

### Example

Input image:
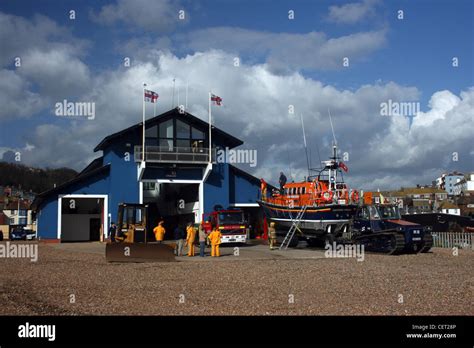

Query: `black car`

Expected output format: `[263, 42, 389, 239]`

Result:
[9, 226, 36, 241]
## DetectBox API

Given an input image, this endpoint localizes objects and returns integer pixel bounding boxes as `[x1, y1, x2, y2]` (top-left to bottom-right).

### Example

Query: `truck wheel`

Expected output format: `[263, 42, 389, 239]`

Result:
[324, 234, 335, 247]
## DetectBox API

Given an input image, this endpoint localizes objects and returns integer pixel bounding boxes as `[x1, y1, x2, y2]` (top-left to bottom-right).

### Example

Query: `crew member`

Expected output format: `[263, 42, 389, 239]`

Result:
[174, 224, 186, 256]
[208, 227, 222, 257]
[269, 222, 277, 250]
[109, 222, 117, 243]
[153, 220, 166, 243]
[185, 222, 196, 257]
[260, 178, 267, 201]
[198, 222, 207, 257]
[279, 172, 287, 192]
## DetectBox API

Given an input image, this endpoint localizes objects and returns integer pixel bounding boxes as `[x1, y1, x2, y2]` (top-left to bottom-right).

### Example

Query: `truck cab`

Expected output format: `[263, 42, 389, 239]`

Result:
[202, 209, 248, 244]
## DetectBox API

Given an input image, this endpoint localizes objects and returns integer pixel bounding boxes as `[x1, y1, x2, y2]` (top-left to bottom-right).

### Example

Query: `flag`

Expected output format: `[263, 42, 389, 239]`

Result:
[339, 161, 348, 172]
[211, 94, 222, 106]
[144, 89, 159, 103]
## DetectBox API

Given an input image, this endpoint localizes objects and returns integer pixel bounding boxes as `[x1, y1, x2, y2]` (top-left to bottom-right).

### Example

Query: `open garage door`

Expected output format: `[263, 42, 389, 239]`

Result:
[143, 182, 199, 240]
[59, 196, 107, 242]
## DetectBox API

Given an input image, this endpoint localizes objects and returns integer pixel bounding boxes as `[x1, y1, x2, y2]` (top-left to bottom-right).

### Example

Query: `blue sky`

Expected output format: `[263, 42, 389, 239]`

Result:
[0, 0, 473, 188]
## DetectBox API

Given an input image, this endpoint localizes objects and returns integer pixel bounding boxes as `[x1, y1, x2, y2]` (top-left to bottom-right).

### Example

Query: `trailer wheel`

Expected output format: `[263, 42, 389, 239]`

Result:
[288, 234, 299, 247]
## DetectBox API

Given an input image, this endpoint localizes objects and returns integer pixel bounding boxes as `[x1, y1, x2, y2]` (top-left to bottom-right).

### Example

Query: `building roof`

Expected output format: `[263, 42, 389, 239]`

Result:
[397, 187, 446, 195]
[438, 201, 459, 210]
[229, 165, 277, 191]
[31, 163, 110, 211]
[77, 157, 104, 176]
[94, 108, 244, 152]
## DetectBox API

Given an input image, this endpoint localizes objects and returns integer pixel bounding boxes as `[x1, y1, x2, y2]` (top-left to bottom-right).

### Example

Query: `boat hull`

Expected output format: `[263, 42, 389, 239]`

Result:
[257, 200, 357, 236]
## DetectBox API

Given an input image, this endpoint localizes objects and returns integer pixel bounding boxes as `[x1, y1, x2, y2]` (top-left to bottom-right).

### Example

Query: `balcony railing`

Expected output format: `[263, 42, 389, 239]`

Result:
[134, 146, 216, 164]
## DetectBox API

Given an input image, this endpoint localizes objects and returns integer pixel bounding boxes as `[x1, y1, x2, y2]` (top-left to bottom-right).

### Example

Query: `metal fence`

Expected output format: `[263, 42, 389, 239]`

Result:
[431, 232, 474, 250]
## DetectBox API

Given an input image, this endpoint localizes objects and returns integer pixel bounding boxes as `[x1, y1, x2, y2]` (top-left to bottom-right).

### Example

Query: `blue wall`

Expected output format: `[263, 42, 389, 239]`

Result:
[230, 169, 260, 204]
[204, 162, 230, 212]
[37, 170, 110, 239]
[103, 135, 141, 223]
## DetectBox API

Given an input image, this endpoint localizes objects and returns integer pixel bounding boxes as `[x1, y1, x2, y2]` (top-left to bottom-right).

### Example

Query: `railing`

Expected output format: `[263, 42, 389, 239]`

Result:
[135, 146, 216, 163]
[431, 232, 474, 250]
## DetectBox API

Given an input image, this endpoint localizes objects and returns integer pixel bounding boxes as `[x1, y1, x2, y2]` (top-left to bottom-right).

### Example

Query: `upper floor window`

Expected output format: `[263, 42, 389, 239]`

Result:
[176, 120, 190, 138]
[159, 119, 173, 138]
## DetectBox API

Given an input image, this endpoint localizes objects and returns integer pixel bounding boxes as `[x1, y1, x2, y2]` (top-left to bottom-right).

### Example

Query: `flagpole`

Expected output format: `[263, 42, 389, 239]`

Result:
[208, 91, 212, 163]
[185, 81, 188, 110]
[142, 83, 147, 162]
[172, 78, 176, 108]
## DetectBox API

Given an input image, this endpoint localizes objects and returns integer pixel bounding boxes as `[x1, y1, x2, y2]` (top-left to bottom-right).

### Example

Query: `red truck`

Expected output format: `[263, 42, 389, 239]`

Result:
[202, 209, 248, 244]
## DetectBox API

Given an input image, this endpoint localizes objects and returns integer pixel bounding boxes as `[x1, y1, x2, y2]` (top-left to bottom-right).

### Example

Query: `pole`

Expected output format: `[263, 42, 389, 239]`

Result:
[208, 92, 212, 163]
[172, 78, 176, 108]
[300, 113, 310, 178]
[142, 83, 146, 162]
[185, 81, 188, 110]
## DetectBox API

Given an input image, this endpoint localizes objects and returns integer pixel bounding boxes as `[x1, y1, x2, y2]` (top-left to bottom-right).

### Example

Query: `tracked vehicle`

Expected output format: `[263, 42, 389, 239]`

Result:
[349, 203, 433, 254]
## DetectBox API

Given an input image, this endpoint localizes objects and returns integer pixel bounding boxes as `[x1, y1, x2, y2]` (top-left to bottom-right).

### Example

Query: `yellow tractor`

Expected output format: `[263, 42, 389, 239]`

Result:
[105, 203, 175, 262]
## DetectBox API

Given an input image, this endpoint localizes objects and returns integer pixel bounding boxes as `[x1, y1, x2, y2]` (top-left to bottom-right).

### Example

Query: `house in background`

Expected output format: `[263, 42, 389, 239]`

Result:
[32, 108, 264, 242]
[437, 201, 461, 216]
[453, 173, 474, 196]
[436, 172, 465, 195]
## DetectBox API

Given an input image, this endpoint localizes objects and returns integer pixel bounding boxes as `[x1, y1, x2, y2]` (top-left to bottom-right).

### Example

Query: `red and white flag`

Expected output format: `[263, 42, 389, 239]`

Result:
[339, 161, 349, 172]
[210, 94, 222, 106]
[144, 89, 159, 103]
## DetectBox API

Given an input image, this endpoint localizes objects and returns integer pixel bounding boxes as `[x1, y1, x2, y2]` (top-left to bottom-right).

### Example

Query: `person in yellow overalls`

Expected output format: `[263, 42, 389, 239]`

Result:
[208, 227, 222, 257]
[153, 220, 166, 243]
[269, 222, 277, 250]
[185, 222, 196, 257]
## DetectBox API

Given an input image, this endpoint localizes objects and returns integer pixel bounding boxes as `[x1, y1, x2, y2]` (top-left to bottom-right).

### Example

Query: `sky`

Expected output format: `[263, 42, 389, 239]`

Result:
[0, 0, 473, 190]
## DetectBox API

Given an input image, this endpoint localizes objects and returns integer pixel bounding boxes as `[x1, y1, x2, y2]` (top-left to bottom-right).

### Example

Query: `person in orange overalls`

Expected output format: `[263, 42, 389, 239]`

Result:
[260, 178, 267, 201]
[207, 227, 222, 257]
[153, 220, 166, 243]
[185, 222, 196, 257]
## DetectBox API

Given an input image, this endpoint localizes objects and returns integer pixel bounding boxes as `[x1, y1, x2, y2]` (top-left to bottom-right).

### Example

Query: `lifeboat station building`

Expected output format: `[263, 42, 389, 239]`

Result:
[32, 108, 263, 242]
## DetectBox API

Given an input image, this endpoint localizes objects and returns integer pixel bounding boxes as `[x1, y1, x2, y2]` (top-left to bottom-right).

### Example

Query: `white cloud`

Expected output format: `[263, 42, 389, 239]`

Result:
[0, 12, 88, 68]
[1, 11, 471, 192]
[90, 0, 185, 32]
[13, 49, 471, 193]
[328, 0, 380, 24]
[178, 27, 387, 72]
[0, 11, 91, 120]
[0, 69, 46, 120]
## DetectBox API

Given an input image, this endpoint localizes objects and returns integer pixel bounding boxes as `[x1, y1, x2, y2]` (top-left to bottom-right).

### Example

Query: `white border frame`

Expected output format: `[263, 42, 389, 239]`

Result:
[229, 203, 260, 207]
[57, 194, 108, 240]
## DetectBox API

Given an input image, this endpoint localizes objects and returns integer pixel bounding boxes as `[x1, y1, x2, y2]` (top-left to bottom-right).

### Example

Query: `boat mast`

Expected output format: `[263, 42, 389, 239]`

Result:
[300, 113, 311, 179]
[328, 109, 338, 191]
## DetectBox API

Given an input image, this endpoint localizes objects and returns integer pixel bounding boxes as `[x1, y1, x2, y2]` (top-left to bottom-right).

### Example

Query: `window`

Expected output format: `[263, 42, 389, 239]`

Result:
[192, 127, 205, 140]
[144, 182, 156, 190]
[145, 138, 158, 146]
[176, 120, 190, 138]
[145, 125, 157, 137]
[159, 120, 174, 151]
[159, 120, 173, 138]
[159, 138, 174, 151]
